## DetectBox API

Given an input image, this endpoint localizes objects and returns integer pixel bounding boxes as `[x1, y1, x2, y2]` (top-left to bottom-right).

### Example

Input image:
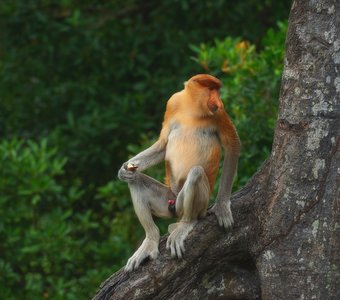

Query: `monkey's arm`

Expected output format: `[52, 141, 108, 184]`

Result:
[126, 140, 166, 172]
[118, 139, 167, 183]
[214, 114, 241, 228]
[214, 148, 239, 227]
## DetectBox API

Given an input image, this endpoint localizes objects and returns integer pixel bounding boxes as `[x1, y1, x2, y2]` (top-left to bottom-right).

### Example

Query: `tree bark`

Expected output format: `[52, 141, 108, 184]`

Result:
[93, 1, 339, 299]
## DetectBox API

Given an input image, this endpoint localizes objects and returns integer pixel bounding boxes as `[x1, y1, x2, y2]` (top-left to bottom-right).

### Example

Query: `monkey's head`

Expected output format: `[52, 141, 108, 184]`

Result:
[186, 74, 224, 117]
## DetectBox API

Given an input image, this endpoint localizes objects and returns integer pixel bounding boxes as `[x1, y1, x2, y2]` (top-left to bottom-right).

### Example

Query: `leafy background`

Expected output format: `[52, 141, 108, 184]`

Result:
[0, 1, 290, 299]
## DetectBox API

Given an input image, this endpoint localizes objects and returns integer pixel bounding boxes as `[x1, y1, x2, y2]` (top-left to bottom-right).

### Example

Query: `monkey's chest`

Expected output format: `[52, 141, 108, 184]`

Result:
[165, 126, 220, 180]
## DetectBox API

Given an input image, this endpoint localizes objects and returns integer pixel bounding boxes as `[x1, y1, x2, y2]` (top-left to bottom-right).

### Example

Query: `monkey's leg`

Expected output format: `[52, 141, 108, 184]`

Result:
[122, 170, 174, 271]
[166, 166, 210, 258]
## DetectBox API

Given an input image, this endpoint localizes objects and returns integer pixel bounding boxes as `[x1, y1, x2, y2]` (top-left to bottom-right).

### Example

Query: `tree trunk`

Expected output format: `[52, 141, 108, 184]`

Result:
[93, 0, 339, 299]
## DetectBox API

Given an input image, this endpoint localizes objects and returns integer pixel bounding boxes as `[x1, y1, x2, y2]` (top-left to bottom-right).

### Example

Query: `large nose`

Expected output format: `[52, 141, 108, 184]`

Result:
[208, 92, 223, 113]
[209, 103, 219, 112]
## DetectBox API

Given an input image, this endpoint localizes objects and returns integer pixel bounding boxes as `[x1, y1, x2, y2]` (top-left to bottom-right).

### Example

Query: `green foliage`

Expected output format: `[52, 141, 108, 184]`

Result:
[0, 0, 290, 298]
[0, 139, 134, 299]
[0, 0, 290, 185]
[192, 21, 287, 188]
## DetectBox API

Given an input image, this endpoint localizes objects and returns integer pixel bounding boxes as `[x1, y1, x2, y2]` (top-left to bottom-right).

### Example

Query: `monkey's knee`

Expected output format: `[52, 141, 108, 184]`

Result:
[187, 165, 206, 183]
[118, 164, 138, 183]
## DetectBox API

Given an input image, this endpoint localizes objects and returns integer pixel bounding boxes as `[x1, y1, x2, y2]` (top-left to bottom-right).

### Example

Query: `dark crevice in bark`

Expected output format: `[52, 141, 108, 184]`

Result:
[277, 119, 309, 133]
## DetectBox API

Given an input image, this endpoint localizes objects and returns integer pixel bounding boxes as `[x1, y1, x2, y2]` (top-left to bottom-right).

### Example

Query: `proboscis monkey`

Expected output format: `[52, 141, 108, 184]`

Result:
[118, 74, 240, 271]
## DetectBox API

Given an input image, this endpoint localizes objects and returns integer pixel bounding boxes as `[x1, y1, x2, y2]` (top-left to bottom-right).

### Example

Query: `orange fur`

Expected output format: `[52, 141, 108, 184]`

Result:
[159, 74, 240, 194]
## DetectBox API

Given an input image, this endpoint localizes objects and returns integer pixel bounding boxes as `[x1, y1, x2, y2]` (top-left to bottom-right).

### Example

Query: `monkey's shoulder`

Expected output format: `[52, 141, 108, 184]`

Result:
[165, 92, 184, 110]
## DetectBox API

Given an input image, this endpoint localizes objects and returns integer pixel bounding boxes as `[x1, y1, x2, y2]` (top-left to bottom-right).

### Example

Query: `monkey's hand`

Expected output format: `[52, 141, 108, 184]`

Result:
[118, 162, 138, 182]
[212, 200, 234, 229]
[125, 238, 159, 272]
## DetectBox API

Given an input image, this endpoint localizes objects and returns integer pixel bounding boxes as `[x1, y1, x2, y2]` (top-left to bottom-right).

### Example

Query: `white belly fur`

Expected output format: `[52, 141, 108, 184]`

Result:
[165, 125, 220, 183]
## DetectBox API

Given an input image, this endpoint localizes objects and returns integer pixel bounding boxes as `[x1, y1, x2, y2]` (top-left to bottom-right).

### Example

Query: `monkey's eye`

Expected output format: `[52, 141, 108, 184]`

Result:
[209, 87, 214, 91]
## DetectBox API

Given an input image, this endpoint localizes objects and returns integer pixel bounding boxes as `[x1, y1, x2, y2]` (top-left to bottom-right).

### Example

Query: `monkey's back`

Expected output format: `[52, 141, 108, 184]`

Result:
[165, 121, 221, 195]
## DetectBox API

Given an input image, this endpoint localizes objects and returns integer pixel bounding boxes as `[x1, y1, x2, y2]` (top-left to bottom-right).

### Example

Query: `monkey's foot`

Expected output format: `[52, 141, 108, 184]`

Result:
[212, 201, 234, 229]
[166, 221, 197, 259]
[125, 238, 159, 272]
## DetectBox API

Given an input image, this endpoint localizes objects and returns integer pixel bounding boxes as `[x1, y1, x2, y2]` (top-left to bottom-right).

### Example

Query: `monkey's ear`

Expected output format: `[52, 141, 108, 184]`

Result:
[191, 74, 222, 90]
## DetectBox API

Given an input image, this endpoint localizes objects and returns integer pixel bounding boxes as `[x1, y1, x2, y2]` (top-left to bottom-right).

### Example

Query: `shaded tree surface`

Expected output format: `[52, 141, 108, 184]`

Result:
[93, 1, 339, 299]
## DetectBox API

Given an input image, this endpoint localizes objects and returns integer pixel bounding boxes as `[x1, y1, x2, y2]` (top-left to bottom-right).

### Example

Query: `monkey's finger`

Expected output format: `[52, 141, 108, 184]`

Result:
[221, 219, 228, 229]
[223, 217, 233, 229]
[217, 215, 224, 227]
[222, 217, 228, 228]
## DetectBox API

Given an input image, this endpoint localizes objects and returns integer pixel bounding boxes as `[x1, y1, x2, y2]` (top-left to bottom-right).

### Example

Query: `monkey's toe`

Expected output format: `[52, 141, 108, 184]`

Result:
[124, 239, 159, 272]
[166, 221, 196, 259]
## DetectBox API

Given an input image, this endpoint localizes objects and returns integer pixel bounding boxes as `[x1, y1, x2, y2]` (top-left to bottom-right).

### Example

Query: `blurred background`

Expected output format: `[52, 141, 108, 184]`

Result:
[0, 0, 290, 299]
